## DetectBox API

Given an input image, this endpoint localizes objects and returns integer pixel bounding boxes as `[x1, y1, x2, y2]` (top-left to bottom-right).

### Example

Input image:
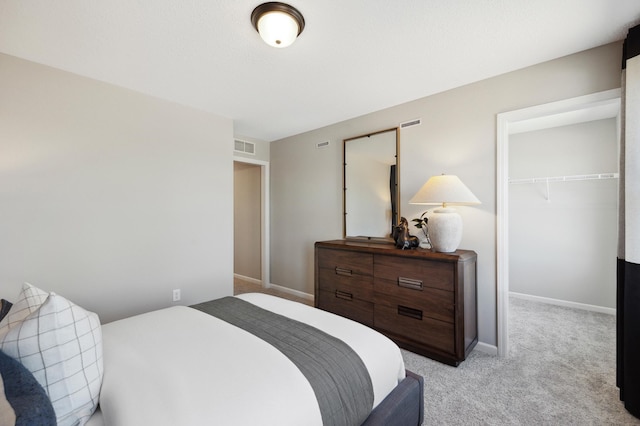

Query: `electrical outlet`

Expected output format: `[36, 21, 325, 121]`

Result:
[172, 289, 181, 302]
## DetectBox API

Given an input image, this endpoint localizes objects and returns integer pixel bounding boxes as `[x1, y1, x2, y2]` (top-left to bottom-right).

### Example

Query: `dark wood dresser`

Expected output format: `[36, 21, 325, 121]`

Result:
[315, 239, 477, 366]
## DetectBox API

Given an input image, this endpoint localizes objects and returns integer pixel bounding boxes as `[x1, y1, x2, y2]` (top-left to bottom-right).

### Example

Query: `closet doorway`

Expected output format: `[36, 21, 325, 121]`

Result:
[496, 89, 621, 357]
[233, 158, 270, 288]
[509, 120, 618, 311]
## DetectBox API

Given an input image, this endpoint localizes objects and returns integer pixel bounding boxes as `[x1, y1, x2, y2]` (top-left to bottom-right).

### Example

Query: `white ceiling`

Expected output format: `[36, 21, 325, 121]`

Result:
[1, 0, 639, 142]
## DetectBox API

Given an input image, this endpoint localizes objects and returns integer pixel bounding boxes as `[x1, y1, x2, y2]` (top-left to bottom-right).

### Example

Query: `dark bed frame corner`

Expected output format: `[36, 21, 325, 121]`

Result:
[361, 369, 424, 426]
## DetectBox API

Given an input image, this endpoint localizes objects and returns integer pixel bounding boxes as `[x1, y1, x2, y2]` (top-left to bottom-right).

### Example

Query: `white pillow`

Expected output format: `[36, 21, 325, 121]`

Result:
[0, 282, 48, 339]
[0, 292, 103, 426]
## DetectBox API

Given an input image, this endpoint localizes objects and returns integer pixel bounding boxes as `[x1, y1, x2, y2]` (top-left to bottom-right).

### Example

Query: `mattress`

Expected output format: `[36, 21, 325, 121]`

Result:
[87, 293, 406, 426]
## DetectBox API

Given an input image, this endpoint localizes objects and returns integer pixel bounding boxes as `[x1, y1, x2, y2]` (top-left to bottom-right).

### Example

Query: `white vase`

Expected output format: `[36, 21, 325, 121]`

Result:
[428, 207, 462, 252]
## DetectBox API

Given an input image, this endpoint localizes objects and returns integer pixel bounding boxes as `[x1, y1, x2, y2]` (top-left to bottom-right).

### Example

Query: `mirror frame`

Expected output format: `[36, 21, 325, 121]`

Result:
[343, 127, 400, 242]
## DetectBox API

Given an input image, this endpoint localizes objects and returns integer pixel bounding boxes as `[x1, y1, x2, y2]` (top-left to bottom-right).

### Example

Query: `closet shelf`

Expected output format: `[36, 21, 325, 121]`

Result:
[509, 172, 619, 185]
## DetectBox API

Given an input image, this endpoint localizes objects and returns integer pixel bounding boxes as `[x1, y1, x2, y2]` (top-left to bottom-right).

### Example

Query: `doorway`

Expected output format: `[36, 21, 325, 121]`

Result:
[496, 89, 621, 357]
[233, 157, 270, 288]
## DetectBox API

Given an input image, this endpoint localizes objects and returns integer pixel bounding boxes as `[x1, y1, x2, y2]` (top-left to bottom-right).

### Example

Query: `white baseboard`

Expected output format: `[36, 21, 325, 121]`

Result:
[233, 274, 262, 285]
[474, 341, 498, 356]
[265, 282, 315, 302]
[235, 274, 315, 302]
[510, 291, 615, 315]
[235, 275, 314, 302]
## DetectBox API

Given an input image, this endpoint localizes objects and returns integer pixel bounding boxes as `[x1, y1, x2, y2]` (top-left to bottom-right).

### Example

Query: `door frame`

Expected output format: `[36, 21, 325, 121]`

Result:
[496, 88, 621, 357]
[233, 156, 270, 288]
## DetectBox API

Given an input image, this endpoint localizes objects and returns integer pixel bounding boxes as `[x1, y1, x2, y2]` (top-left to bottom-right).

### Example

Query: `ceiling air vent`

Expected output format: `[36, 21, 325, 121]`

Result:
[316, 141, 330, 149]
[234, 139, 256, 155]
[400, 118, 422, 129]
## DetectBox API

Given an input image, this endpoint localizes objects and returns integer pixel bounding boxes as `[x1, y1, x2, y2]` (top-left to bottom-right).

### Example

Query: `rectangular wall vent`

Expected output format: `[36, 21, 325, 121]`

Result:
[400, 118, 422, 129]
[234, 139, 256, 155]
[316, 141, 330, 149]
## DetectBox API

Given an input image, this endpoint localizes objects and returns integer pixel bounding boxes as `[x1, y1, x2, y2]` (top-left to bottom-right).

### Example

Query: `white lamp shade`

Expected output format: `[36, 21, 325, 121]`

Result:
[256, 11, 300, 48]
[409, 174, 481, 207]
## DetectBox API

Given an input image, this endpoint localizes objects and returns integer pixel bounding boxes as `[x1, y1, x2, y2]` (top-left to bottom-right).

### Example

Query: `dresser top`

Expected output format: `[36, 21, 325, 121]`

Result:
[315, 239, 477, 262]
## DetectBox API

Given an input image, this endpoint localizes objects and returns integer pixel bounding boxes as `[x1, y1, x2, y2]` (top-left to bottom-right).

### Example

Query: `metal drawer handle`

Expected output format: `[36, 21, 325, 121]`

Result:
[398, 305, 423, 320]
[398, 277, 423, 290]
[335, 267, 353, 277]
[335, 290, 353, 301]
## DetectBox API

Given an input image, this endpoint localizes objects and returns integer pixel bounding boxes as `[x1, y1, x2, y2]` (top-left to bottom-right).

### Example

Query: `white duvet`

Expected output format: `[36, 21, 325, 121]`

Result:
[89, 293, 405, 426]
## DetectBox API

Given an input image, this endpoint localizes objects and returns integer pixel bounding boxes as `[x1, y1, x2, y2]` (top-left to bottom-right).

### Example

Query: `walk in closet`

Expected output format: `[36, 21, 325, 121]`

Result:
[508, 117, 618, 310]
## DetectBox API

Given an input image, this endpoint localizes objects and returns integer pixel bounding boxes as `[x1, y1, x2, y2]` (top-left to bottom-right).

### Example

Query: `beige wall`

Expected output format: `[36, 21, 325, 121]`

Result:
[270, 42, 623, 347]
[0, 53, 234, 323]
[234, 162, 262, 280]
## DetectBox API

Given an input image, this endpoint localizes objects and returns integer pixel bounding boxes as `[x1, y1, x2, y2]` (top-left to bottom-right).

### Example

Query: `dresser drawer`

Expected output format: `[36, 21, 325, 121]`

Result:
[374, 255, 454, 292]
[374, 281, 453, 323]
[315, 240, 477, 366]
[317, 268, 373, 300]
[374, 303, 454, 354]
[317, 289, 374, 327]
[317, 248, 373, 276]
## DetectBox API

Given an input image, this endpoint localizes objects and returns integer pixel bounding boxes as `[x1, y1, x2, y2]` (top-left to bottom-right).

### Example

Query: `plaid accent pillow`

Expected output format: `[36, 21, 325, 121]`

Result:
[0, 283, 48, 339]
[0, 291, 103, 426]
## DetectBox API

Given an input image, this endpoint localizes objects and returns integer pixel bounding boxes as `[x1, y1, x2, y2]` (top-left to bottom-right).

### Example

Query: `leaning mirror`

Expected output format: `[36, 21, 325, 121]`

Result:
[343, 127, 399, 241]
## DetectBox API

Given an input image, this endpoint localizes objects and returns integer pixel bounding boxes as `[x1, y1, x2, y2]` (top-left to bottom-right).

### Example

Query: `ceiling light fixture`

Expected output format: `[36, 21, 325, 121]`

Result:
[251, 2, 305, 48]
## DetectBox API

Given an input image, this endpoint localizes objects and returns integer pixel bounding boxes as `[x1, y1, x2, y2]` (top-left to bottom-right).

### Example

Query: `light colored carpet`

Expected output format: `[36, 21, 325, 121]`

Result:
[234, 281, 638, 424]
[402, 297, 640, 425]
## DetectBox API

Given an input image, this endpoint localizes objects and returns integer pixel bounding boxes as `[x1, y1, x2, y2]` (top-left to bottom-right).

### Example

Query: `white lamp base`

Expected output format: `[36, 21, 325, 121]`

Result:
[428, 207, 462, 253]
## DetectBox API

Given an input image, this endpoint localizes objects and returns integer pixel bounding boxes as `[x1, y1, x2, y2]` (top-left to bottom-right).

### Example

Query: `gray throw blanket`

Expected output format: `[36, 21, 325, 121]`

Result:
[191, 297, 374, 426]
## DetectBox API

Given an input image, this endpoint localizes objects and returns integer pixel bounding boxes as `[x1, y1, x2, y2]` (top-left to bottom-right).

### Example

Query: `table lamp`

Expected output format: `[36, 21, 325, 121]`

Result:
[409, 174, 481, 252]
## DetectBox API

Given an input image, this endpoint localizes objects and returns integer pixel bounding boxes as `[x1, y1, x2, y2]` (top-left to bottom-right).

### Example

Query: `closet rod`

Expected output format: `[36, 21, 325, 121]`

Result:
[508, 172, 619, 185]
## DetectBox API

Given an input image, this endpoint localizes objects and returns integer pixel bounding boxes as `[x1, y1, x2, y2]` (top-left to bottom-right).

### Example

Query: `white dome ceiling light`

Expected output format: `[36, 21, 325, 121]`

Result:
[251, 2, 305, 48]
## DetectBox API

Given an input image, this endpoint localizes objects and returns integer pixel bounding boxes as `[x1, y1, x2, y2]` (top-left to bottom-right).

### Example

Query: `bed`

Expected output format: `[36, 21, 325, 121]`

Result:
[0, 284, 423, 426]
